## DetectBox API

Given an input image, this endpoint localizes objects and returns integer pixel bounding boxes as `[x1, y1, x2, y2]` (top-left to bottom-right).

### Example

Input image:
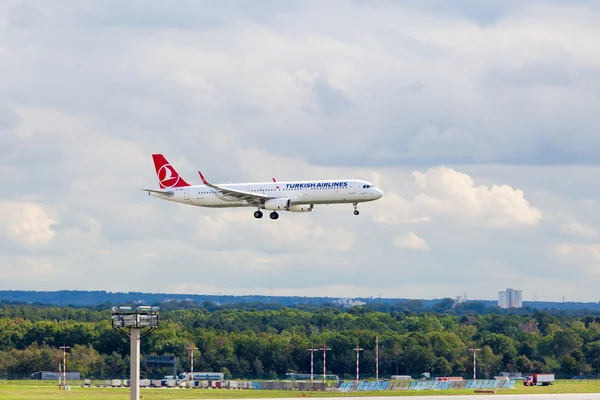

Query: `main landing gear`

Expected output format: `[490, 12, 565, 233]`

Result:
[353, 202, 359, 215]
[253, 210, 279, 219]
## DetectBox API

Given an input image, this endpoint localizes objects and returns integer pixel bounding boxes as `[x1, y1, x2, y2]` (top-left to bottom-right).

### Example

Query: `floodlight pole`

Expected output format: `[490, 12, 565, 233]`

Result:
[354, 347, 363, 381]
[376, 336, 379, 381]
[320, 346, 331, 383]
[131, 328, 141, 400]
[59, 346, 70, 389]
[307, 348, 318, 383]
[112, 306, 159, 400]
[469, 348, 481, 380]
[57, 354, 62, 388]
[187, 346, 198, 374]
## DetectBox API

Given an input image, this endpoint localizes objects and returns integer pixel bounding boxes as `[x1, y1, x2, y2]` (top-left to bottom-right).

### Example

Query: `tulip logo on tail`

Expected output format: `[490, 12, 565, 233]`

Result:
[158, 164, 180, 188]
[152, 154, 190, 189]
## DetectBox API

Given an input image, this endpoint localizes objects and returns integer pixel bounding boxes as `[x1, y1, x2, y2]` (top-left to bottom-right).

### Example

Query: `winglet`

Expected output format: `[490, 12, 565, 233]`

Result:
[272, 178, 277, 182]
[198, 171, 208, 185]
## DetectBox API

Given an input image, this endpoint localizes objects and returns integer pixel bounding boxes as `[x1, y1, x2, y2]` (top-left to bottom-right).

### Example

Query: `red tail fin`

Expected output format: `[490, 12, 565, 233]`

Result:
[152, 154, 190, 188]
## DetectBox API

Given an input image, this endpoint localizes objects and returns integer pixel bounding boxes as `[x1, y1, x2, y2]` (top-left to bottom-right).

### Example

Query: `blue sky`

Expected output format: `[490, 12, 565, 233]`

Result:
[2, 0, 600, 302]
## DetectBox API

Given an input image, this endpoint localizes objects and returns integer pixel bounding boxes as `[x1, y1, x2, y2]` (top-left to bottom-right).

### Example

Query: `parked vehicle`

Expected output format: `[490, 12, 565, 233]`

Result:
[524, 374, 554, 386]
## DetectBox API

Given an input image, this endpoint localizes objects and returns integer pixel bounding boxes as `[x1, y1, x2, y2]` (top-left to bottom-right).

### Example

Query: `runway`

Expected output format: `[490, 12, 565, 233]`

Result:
[256, 396, 600, 400]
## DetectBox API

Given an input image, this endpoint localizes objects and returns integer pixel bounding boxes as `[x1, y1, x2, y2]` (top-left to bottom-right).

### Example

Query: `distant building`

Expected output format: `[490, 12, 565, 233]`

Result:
[31, 371, 81, 380]
[498, 292, 507, 308]
[500, 372, 522, 378]
[498, 288, 522, 309]
[333, 298, 366, 308]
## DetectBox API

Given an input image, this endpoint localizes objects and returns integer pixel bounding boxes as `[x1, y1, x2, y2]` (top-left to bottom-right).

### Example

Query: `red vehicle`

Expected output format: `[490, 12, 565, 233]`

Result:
[524, 374, 554, 386]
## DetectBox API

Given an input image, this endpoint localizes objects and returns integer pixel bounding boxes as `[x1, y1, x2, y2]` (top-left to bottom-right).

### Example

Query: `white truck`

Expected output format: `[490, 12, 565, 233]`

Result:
[524, 373, 554, 386]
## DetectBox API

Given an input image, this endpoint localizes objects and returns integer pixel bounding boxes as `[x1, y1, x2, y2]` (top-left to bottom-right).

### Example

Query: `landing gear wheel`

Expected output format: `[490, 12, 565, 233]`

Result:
[254, 210, 263, 219]
[354, 210, 360, 215]
[353, 202, 359, 216]
[269, 211, 279, 220]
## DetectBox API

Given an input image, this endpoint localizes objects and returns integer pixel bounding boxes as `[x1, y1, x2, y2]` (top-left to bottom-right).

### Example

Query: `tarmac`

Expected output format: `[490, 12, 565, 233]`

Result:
[264, 396, 600, 400]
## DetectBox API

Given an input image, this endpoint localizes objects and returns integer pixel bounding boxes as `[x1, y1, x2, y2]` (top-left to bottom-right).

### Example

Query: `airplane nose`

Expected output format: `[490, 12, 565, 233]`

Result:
[375, 188, 384, 199]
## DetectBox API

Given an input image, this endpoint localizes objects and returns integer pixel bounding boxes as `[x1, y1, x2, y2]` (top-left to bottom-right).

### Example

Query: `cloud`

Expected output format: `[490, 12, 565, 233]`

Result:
[413, 167, 542, 228]
[394, 231, 430, 250]
[0, 202, 57, 246]
[373, 167, 541, 229]
[1, 0, 600, 302]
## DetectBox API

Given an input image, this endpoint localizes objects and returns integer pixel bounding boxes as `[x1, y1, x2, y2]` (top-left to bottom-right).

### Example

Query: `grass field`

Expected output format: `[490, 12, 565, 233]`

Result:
[2, 381, 600, 400]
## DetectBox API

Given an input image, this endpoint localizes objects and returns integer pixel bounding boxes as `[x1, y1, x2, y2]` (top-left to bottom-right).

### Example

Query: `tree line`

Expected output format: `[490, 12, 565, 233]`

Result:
[4, 290, 600, 312]
[1, 303, 600, 379]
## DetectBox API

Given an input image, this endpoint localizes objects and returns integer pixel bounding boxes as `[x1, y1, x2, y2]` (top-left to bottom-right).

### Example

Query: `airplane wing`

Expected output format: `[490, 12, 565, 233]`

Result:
[141, 188, 174, 197]
[198, 171, 271, 204]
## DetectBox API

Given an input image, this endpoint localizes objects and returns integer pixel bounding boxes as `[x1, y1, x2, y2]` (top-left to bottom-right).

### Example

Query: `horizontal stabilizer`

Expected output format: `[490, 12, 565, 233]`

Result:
[141, 188, 174, 197]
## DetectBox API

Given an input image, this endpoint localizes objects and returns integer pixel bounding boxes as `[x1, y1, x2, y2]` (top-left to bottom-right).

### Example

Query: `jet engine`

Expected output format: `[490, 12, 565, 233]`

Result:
[263, 198, 291, 210]
[288, 204, 313, 212]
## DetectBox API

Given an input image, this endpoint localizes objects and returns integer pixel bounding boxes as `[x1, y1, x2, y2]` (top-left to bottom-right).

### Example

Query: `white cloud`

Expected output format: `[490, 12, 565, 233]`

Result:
[0, 202, 57, 245]
[373, 167, 541, 229]
[394, 231, 430, 250]
[412, 167, 542, 228]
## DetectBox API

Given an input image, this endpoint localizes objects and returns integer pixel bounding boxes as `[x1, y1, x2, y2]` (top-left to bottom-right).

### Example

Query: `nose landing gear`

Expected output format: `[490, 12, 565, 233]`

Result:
[353, 203, 359, 215]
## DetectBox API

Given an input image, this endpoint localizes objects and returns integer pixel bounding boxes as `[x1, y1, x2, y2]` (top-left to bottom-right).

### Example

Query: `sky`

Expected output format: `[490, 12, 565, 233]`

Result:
[2, 0, 600, 302]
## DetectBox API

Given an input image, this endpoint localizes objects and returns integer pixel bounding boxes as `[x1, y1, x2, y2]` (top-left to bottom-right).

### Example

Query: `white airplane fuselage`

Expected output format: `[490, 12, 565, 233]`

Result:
[149, 179, 383, 210]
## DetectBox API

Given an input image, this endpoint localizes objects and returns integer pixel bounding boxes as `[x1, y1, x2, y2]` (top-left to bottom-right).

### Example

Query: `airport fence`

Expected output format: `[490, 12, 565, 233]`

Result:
[255, 379, 516, 392]
[11, 377, 600, 391]
[337, 379, 516, 392]
[554, 378, 600, 384]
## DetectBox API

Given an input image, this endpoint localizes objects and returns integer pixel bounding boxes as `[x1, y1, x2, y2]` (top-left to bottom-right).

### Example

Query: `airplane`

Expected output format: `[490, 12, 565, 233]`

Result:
[142, 154, 384, 219]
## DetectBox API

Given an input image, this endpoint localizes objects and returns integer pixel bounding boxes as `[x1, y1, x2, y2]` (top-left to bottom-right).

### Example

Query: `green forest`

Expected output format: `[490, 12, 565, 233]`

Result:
[1, 301, 599, 380]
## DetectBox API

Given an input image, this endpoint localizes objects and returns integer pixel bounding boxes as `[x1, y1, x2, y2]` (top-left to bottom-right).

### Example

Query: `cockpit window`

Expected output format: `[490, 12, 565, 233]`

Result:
[363, 184, 372, 188]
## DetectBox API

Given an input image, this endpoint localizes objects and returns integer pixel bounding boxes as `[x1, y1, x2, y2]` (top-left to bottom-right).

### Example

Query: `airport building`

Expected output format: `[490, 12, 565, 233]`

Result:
[31, 371, 81, 380]
[498, 288, 522, 309]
